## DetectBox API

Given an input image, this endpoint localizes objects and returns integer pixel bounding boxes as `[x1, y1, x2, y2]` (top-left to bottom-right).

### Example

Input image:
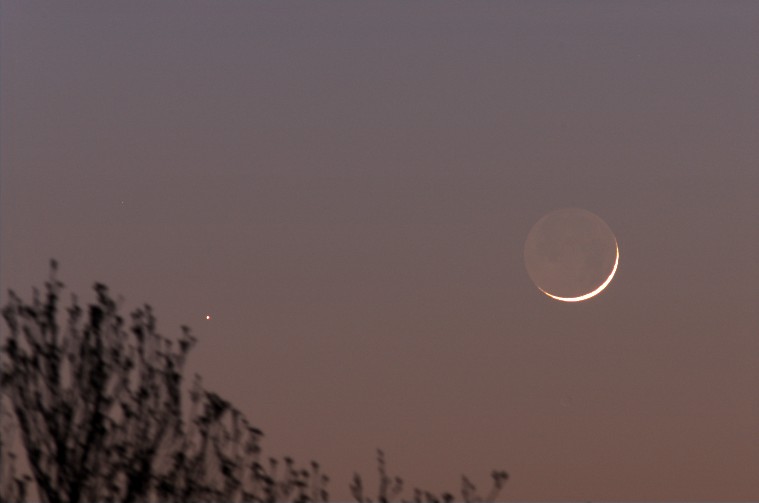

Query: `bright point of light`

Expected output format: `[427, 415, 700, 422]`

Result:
[205, 315, 211, 320]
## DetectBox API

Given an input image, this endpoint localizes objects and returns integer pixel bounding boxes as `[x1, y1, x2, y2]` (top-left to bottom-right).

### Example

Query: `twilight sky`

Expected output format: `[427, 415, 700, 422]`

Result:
[2, 2, 758, 500]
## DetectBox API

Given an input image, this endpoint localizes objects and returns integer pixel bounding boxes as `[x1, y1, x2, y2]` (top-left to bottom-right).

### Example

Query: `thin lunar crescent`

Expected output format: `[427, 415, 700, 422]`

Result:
[538, 244, 619, 302]
[524, 208, 619, 302]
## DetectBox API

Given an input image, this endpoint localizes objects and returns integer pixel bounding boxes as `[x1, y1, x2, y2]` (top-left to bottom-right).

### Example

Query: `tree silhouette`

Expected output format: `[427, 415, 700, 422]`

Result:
[0, 405, 31, 503]
[0, 262, 326, 503]
[1, 262, 506, 502]
[350, 450, 508, 503]
[1, 260, 197, 503]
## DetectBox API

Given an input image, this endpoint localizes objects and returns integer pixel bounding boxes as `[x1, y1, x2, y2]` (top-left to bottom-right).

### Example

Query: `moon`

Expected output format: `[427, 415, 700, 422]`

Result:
[524, 208, 619, 302]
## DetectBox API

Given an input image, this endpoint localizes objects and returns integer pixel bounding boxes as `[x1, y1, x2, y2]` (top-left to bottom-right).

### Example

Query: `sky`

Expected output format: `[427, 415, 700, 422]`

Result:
[1, 1, 758, 500]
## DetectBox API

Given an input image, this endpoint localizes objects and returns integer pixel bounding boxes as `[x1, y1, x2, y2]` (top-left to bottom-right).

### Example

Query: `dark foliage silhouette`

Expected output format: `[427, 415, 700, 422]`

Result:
[0, 262, 507, 502]
[350, 450, 508, 503]
[0, 262, 326, 503]
[1, 263, 199, 503]
[0, 406, 31, 503]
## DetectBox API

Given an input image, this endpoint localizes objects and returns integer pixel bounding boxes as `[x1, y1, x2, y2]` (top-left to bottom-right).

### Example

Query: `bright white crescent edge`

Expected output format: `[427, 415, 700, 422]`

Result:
[539, 242, 619, 302]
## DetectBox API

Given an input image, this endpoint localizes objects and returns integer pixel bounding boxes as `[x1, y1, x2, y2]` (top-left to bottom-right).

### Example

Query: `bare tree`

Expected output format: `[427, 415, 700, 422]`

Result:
[0, 262, 326, 503]
[0, 261, 196, 502]
[153, 375, 328, 502]
[0, 405, 31, 503]
[351, 450, 508, 503]
[1, 262, 505, 503]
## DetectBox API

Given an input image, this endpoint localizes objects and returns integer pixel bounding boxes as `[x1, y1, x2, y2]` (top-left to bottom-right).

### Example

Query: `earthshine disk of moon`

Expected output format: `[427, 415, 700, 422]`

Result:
[524, 208, 618, 302]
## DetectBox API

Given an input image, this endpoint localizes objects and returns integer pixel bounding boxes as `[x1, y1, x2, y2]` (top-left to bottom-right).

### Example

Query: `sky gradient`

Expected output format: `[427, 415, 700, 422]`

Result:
[2, 2, 758, 500]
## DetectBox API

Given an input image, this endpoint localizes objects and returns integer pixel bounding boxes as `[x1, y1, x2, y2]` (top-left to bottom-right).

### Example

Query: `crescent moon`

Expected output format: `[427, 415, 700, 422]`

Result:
[539, 243, 619, 302]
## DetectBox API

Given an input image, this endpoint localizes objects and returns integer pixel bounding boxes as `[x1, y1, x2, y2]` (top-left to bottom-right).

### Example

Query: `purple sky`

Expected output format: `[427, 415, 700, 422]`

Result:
[2, 2, 758, 500]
